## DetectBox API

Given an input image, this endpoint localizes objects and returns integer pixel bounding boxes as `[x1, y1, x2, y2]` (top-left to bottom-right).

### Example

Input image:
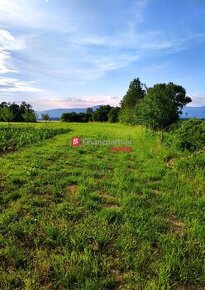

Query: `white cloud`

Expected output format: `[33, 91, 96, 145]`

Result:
[0, 0, 78, 33]
[0, 49, 17, 74]
[0, 29, 26, 75]
[62, 24, 204, 83]
[71, 27, 204, 55]
[0, 29, 42, 93]
[31, 94, 120, 110]
[0, 0, 204, 110]
[0, 29, 26, 50]
[0, 0, 202, 84]
[59, 54, 140, 82]
[0, 76, 43, 92]
[0, 0, 43, 29]
[189, 95, 205, 107]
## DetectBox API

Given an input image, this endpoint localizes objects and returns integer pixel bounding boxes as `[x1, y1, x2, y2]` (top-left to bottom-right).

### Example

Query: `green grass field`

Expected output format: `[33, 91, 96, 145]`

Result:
[0, 122, 205, 289]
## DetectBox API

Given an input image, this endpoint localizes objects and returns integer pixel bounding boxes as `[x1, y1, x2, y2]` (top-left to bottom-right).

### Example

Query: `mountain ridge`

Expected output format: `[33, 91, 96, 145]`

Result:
[36, 105, 101, 119]
[181, 106, 205, 119]
[36, 105, 205, 119]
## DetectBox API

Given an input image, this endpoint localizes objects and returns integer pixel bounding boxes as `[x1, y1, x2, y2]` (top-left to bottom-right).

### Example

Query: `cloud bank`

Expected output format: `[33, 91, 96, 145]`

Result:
[0, 0, 204, 109]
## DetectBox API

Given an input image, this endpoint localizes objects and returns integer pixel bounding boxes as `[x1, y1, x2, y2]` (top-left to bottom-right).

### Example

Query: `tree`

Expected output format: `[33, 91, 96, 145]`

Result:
[19, 102, 35, 121]
[61, 112, 88, 122]
[78, 113, 89, 122]
[120, 78, 146, 124]
[121, 78, 146, 108]
[61, 112, 77, 122]
[0, 108, 2, 121]
[0, 102, 8, 121]
[92, 105, 112, 122]
[0, 101, 36, 122]
[0, 107, 14, 124]
[136, 82, 192, 133]
[108, 107, 121, 123]
[9, 103, 23, 122]
[118, 107, 136, 125]
[23, 111, 37, 123]
[86, 107, 93, 122]
[41, 113, 50, 124]
[0, 102, 8, 108]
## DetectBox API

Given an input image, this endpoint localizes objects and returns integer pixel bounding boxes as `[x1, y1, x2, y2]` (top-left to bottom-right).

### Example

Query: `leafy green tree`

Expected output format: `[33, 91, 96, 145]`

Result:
[121, 78, 146, 108]
[23, 111, 37, 123]
[120, 78, 146, 124]
[119, 107, 137, 125]
[78, 113, 89, 122]
[86, 107, 93, 122]
[0, 107, 2, 121]
[9, 103, 22, 122]
[61, 112, 77, 122]
[108, 107, 120, 123]
[136, 82, 192, 132]
[0, 102, 8, 121]
[41, 113, 50, 124]
[0, 102, 8, 108]
[92, 105, 112, 122]
[0, 101, 36, 122]
[61, 112, 89, 122]
[0, 107, 14, 124]
[19, 102, 35, 122]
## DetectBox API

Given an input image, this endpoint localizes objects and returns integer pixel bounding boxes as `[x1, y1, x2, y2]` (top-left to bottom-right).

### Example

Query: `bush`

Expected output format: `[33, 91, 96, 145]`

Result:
[169, 119, 205, 151]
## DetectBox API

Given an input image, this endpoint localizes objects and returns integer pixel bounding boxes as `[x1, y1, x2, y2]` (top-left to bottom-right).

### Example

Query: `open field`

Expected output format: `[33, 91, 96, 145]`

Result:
[0, 122, 205, 289]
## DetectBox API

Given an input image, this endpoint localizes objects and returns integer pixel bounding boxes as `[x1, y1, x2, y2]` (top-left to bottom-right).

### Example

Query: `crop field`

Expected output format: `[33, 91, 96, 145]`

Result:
[0, 122, 205, 289]
[0, 126, 69, 154]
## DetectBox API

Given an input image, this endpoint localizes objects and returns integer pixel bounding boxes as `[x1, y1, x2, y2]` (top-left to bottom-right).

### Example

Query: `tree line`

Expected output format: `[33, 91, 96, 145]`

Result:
[1, 78, 192, 130]
[0, 102, 37, 123]
[61, 106, 120, 123]
[61, 78, 191, 131]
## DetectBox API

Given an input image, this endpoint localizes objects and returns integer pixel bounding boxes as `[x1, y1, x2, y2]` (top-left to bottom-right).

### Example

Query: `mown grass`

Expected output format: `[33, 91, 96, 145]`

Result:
[0, 122, 204, 289]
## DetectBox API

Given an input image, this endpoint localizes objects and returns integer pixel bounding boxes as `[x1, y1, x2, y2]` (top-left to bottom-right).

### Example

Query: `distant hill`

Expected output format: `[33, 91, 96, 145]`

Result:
[36, 105, 205, 120]
[181, 106, 205, 119]
[36, 105, 101, 119]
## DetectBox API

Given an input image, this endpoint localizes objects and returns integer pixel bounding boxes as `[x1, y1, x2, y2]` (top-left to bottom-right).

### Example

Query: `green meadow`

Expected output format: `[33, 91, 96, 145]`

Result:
[0, 122, 204, 289]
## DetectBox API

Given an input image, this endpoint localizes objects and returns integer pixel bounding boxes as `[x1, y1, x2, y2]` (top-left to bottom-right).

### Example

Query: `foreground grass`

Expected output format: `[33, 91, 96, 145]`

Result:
[0, 122, 204, 289]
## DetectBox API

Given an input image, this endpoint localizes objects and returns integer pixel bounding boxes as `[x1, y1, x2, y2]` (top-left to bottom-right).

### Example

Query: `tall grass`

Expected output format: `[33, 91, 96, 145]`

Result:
[0, 126, 69, 154]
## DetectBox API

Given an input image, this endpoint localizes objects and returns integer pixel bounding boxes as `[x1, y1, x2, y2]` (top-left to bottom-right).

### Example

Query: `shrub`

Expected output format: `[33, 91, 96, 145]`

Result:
[170, 119, 205, 151]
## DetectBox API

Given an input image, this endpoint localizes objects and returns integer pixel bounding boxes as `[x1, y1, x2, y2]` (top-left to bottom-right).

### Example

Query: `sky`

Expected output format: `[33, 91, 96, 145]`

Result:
[0, 0, 205, 110]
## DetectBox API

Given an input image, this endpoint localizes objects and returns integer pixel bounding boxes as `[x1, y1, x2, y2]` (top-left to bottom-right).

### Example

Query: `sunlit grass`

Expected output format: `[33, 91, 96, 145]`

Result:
[0, 122, 204, 289]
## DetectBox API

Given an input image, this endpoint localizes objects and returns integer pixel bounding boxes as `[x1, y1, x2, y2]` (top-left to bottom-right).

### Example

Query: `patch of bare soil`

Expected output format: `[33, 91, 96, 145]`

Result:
[169, 216, 186, 233]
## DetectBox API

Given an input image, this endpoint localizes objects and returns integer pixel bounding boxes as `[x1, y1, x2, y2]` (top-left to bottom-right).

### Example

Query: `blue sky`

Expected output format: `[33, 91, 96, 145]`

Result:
[0, 0, 205, 110]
